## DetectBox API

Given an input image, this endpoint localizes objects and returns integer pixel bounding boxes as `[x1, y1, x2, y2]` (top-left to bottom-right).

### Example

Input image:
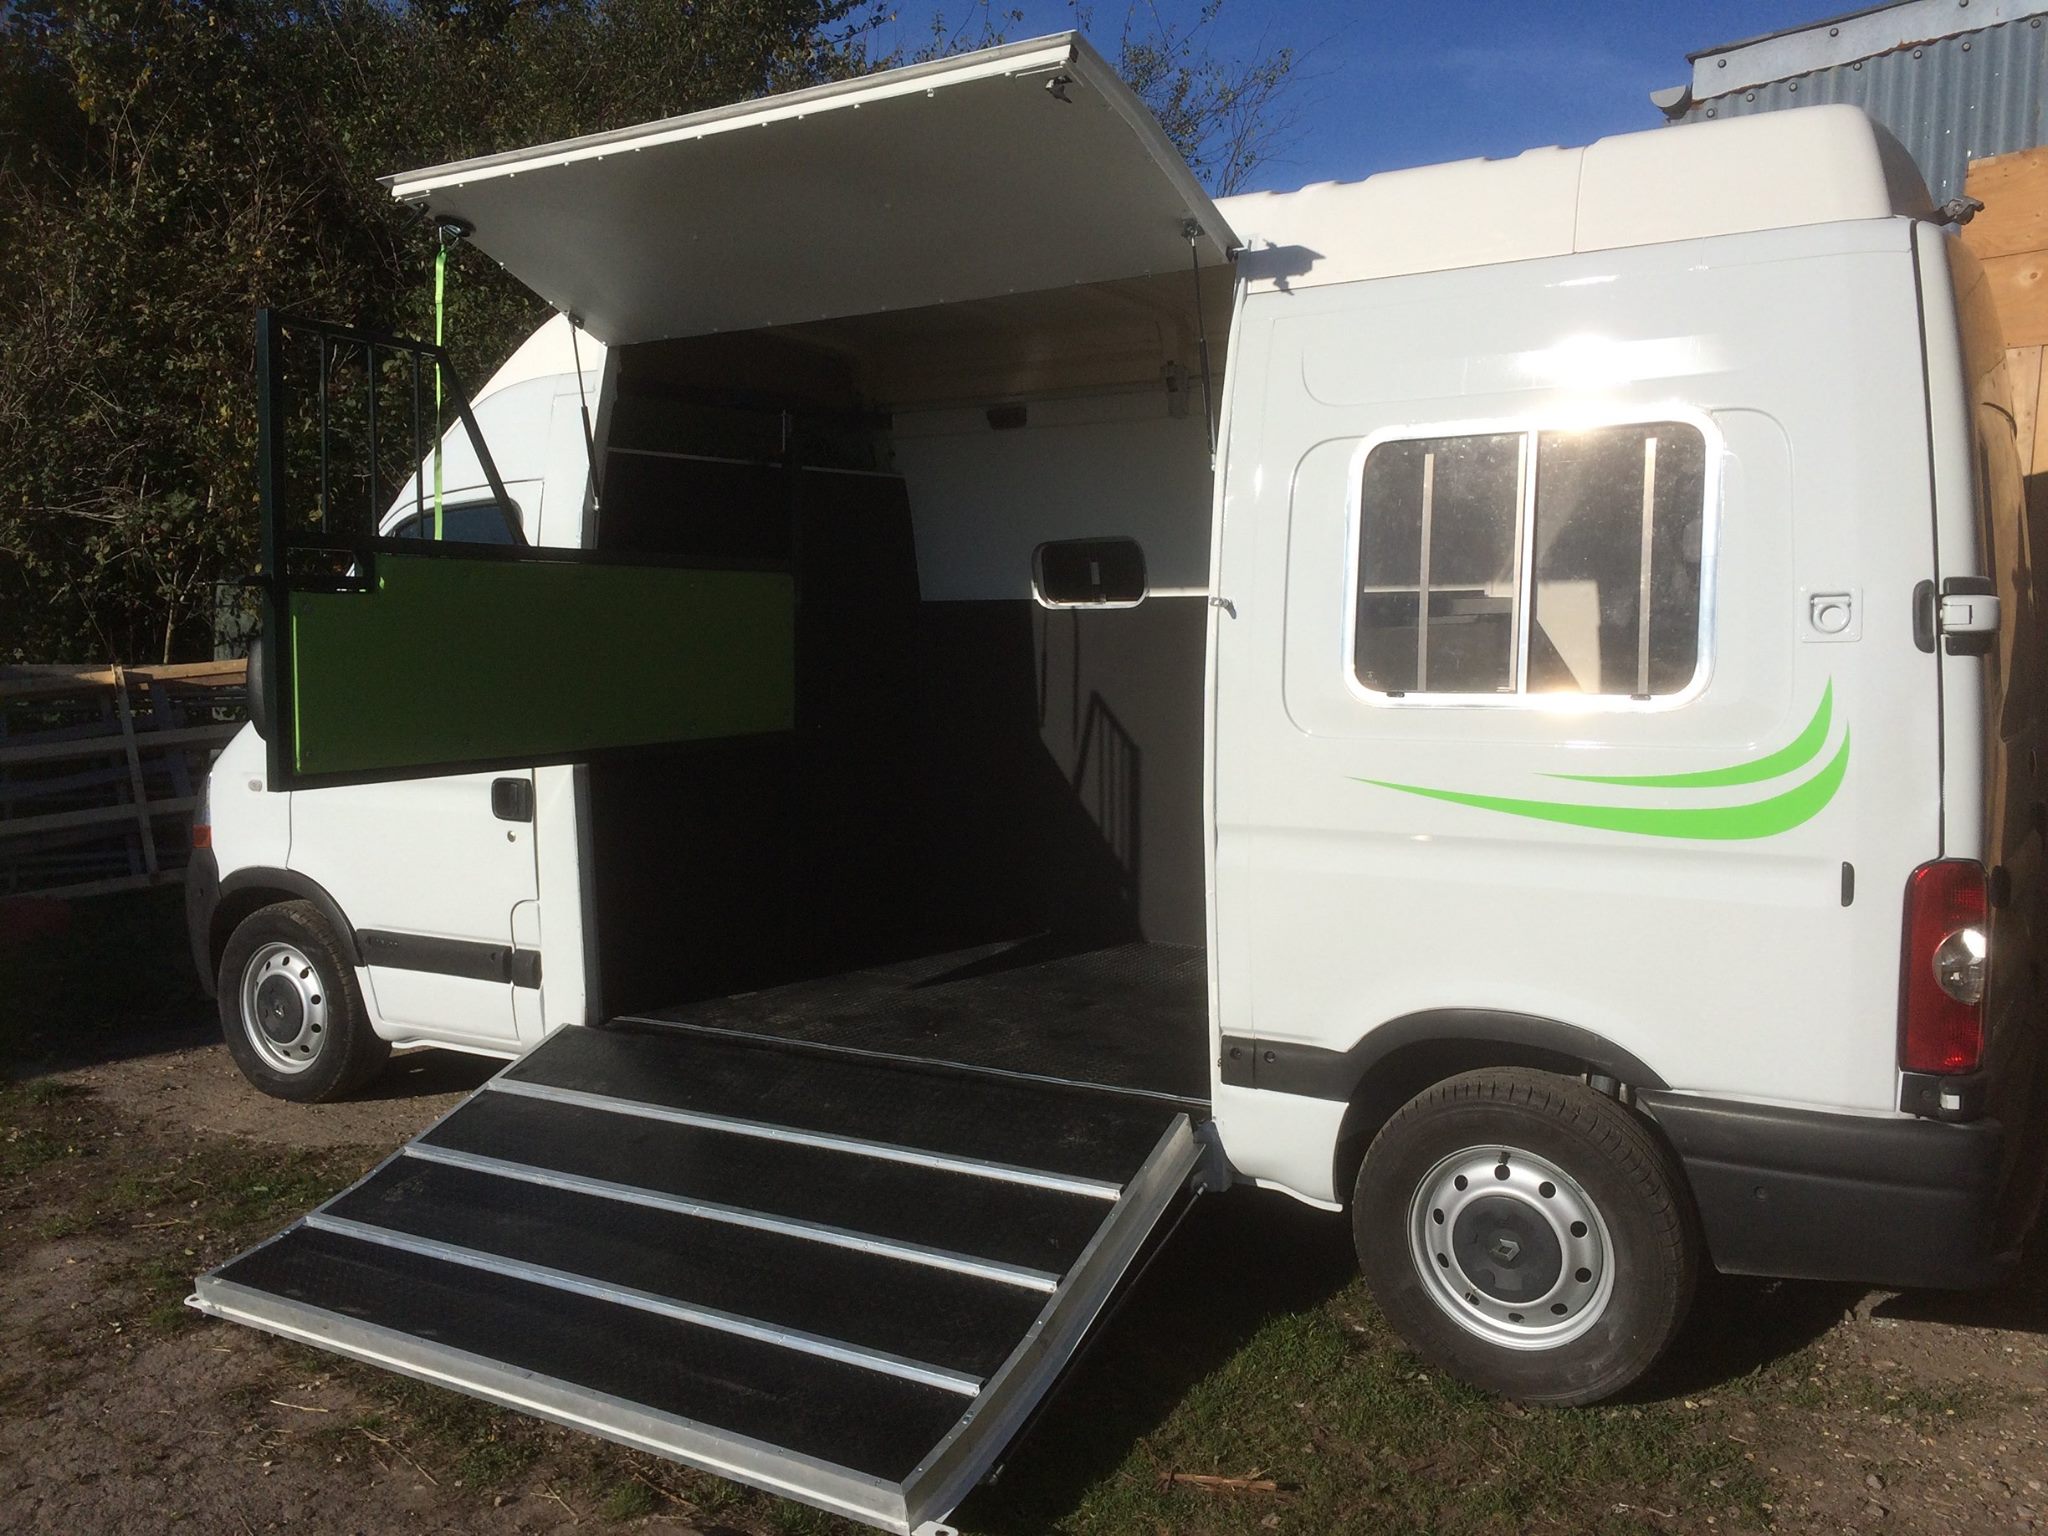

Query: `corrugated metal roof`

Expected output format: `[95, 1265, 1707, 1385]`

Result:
[1674, 10, 2048, 205]
[1687, 0, 2048, 84]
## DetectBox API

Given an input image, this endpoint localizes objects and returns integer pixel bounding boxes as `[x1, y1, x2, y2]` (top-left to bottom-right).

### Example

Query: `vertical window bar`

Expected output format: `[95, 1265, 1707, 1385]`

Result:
[411, 351, 425, 534]
[316, 336, 330, 535]
[364, 343, 379, 537]
[1635, 434, 1659, 698]
[1512, 432, 1535, 694]
[1415, 450, 1435, 693]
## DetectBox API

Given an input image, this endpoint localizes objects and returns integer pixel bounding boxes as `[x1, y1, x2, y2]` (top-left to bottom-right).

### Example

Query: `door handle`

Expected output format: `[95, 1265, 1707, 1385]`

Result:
[491, 777, 534, 823]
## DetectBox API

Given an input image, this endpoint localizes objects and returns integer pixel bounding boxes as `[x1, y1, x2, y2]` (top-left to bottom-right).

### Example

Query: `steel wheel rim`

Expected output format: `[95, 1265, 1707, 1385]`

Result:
[239, 941, 329, 1075]
[1406, 1142, 1615, 1350]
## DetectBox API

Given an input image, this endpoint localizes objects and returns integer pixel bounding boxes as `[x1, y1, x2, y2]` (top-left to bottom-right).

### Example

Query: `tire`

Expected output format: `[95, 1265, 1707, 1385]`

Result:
[216, 899, 389, 1102]
[1353, 1068, 1697, 1406]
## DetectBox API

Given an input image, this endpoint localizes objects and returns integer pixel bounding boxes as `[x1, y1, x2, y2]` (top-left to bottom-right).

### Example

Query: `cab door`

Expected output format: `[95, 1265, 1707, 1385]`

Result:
[285, 485, 544, 1049]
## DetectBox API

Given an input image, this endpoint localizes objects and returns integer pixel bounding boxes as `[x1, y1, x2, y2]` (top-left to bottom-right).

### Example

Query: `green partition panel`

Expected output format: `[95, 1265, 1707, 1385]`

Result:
[285, 553, 794, 783]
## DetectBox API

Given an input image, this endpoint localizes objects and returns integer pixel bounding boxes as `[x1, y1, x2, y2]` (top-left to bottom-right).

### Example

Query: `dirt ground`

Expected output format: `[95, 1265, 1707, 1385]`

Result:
[1, 1012, 2044, 1534]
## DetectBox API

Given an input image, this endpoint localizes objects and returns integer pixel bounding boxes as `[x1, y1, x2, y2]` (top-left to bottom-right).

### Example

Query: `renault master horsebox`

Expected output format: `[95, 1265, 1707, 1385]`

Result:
[184, 35, 2048, 1535]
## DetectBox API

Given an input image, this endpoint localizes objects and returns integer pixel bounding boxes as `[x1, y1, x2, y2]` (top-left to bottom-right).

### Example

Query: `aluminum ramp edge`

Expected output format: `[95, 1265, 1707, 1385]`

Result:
[901, 1114, 1201, 1531]
[186, 1275, 915, 1532]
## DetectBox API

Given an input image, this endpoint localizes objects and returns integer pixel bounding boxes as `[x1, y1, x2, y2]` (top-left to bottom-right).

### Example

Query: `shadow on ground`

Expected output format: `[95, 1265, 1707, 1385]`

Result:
[365, 1047, 503, 1099]
[958, 1186, 1356, 1533]
[4, 885, 503, 1102]
[1646, 1270, 1866, 1398]
[1872, 1213, 2048, 1335]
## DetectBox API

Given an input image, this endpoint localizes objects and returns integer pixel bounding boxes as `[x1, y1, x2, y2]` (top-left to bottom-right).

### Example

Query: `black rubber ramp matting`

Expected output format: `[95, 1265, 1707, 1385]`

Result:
[197, 1020, 1203, 1534]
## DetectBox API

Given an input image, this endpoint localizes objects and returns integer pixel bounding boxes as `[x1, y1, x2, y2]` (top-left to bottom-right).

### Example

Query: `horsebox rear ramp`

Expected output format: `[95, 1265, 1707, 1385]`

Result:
[189, 1024, 1204, 1534]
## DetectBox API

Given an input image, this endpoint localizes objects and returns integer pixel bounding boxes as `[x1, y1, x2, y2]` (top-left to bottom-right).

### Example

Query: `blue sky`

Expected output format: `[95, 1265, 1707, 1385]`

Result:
[885, 2, 1841, 190]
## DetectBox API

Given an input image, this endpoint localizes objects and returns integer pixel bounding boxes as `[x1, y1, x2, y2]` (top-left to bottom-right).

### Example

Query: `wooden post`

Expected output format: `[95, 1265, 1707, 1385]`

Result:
[111, 666, 160, 876]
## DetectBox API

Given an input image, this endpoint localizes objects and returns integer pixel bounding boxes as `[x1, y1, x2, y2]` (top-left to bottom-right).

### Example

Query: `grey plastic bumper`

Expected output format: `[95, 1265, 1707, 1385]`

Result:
[1638, 1091, 2014, 1292]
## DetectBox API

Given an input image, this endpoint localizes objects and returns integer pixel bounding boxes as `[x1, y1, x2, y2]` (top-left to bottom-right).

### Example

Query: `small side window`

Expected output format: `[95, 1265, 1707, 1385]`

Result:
[1351, 419, 1709, 703]
[386, 499, 523, 546]
[1528, 422, 1706, 699]
[1034, 538, 1146, 608]
[1354, 432, 1525, 695]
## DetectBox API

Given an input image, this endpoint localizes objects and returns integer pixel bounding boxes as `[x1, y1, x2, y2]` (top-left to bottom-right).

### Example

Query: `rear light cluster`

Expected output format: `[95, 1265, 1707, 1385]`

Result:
[1899, 859, 1988, 1075]
[192, 777, 212, 851]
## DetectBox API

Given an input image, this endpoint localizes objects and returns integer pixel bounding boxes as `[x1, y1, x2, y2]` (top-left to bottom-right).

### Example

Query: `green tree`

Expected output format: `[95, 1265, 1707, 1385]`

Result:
[0, 0, 886, 662]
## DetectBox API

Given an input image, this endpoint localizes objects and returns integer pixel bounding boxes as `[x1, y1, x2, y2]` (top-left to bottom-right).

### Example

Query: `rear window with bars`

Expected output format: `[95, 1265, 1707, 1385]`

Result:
[1351, 420, 1708, 702]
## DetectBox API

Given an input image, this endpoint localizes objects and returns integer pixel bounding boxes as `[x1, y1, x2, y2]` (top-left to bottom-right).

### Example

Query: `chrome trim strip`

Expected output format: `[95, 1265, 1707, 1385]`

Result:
[901, 1114, 1203, 1531]
[187, 1277, 913, 1533]
[485, 1076, 1125, 1201]
[402, 1141, 1062, 1293]
[302, 1212, 984, 1397]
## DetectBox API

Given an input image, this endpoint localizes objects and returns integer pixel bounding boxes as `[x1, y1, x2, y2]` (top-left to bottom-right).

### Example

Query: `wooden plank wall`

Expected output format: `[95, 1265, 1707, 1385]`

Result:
[0, 661, 246, 900]
[1964, 146, 2048, 475]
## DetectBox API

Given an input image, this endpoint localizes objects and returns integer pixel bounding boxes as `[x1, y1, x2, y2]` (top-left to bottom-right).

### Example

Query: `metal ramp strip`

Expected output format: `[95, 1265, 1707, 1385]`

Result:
[486, 1076, 1124, 1199]
[189, 1277, 917, 1533]
[401, 1141, 1063, 1292]
[900, 1115, 1198, 1528]
[304, 1211, 985, 1396]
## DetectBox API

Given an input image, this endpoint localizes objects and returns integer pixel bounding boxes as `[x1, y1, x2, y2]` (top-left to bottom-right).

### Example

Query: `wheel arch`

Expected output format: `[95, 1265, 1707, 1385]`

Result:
[211, 867, 363, 985]
[1328, 1011, 1669, 1204]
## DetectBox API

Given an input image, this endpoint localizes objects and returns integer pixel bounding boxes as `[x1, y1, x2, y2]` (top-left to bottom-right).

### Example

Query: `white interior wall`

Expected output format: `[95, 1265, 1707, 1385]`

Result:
[888, 390, 1215, 601]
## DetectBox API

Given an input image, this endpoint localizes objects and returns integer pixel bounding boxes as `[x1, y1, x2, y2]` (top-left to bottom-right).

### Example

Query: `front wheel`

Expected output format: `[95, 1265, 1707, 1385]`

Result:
[1353, 1069, 1698, 1406]
[217, 900, 388, 1102]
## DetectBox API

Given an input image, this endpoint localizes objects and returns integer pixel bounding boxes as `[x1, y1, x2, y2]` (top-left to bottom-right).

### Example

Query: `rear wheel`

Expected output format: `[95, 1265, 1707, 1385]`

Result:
[217, 900, 388, 1102]
[1353, 1068, 1697, 1406]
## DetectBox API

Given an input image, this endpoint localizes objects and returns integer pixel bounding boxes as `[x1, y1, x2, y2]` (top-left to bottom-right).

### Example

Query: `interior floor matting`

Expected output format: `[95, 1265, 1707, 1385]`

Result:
[616, 937, 1210, 1106]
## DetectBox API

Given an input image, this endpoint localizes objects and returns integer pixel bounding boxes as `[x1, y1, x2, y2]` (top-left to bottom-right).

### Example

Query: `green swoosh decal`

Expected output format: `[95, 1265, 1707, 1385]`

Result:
[1359, 731, 1849, 841]
[1545, 683, 1833, 788]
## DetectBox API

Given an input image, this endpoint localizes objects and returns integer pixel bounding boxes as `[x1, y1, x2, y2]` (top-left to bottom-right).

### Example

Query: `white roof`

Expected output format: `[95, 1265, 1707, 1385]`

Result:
[1219, 105, 1934, 295]
[387, 34, 1232, 347]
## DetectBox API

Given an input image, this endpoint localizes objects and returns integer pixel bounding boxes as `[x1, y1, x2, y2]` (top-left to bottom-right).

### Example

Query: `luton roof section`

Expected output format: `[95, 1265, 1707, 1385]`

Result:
[1220, 104, 1935, 297]
[383, 34, 1235, 346]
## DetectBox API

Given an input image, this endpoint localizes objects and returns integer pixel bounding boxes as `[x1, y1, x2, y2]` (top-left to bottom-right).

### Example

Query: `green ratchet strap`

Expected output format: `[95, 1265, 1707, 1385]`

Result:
[432, 233, 449, 540]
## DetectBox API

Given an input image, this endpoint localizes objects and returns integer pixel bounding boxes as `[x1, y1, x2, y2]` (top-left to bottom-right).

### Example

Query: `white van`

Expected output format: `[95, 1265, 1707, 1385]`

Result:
[185, 36, 2048, 1534]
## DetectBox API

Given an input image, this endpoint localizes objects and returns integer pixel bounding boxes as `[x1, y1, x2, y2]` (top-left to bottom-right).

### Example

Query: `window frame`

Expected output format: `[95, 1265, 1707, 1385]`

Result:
[1032, 536, 1149, 610]
[380, 495, 527, 547]
[1341, 404, 1721, 713]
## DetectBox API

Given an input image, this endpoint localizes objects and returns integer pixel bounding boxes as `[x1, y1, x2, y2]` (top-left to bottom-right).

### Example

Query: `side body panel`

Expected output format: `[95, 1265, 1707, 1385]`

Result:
[1212, 219, 1943, 1200]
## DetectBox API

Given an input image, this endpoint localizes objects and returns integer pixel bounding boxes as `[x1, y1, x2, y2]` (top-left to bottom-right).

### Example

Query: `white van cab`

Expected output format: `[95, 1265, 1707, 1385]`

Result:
[185, 37, 2048, 1534]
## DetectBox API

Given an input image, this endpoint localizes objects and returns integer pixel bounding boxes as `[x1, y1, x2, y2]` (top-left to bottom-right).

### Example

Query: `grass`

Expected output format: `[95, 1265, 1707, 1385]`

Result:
[0, 1077, 101, 1176]
[946, 1194, 1772, 1536]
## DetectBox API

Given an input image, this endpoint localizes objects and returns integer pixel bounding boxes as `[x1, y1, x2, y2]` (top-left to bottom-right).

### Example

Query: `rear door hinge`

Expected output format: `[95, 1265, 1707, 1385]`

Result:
[1914, 577, 1999, 655]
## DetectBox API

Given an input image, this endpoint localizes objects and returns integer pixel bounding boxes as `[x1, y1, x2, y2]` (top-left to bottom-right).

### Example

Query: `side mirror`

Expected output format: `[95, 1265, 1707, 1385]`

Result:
[1033, 537, 1147, 609]
[246, 625, 270, 741]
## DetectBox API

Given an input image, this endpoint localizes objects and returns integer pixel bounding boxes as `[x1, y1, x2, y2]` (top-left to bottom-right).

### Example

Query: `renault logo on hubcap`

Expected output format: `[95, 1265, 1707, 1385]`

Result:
[1489, 1234, 1522, 1265]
